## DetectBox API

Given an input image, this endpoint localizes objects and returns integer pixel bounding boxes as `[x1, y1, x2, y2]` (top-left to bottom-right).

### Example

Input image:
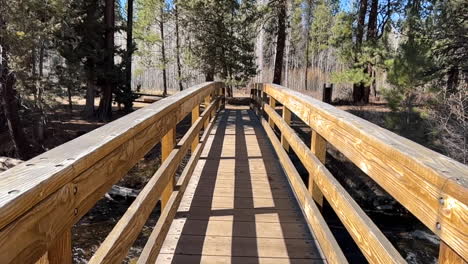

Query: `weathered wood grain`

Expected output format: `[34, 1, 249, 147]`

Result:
[439, 242, 467, 264]
[257, 114, 348, 264]
[262, 103, 406, 263]
[259, 83, 468, 260]
[137, 104, 220, 264]
[47, 229, 72, 264]
[0, 83, 224, 263]
[154, 107, 325, 263]
[282, 107, 291, 152]
[161, 127, 176, 209]
[87, 98, 220, 264]
[310, 131, 326, 207]
[0, 82, 222, 232]
[191, 105, 200, 152]
[269, 97, 276, 128]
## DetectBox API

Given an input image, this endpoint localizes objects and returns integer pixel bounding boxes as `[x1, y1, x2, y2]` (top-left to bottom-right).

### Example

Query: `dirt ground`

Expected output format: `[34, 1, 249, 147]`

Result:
[0, 96, 161, 157]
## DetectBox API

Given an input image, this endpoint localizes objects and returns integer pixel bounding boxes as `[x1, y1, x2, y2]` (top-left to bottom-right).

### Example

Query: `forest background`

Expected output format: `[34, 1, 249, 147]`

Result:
[0, 0, 466, 164]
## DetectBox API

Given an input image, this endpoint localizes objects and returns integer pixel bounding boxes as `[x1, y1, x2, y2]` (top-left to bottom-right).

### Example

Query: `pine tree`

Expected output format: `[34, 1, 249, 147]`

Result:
[331, 0, 395, 104]
[180, 0, 258, 93]
[96, 0, 116, 121]
[271, 0, 287, 85]
[174, 0, 184, 91]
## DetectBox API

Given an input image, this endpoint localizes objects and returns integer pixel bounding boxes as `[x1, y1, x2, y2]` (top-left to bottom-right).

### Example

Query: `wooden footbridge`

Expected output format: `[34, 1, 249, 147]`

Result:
[0, 82, 466, 264]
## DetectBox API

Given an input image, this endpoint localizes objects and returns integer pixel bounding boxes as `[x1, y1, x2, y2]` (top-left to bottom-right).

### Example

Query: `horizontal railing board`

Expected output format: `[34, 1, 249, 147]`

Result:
[0, 82, 220, 231]
[257, 83, 468, 261]
[138, 102, 220, 264]
[262, 103, 405, 263]
[88, 97, 220, 264]
[255, 112, 348, 264]
[0, 83, 223, 263]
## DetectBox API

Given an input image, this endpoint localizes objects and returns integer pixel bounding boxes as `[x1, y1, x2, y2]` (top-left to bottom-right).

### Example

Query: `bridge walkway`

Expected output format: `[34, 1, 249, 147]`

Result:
[156, 106, 325, 263]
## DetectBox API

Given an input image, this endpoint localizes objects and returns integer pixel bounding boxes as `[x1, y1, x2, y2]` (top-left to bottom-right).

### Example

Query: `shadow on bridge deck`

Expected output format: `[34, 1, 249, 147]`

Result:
[156, 106, 325, 264]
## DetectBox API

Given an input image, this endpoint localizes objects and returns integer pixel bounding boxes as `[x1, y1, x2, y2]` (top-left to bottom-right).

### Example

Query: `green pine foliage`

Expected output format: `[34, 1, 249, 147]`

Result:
[180, 0, 259, 86]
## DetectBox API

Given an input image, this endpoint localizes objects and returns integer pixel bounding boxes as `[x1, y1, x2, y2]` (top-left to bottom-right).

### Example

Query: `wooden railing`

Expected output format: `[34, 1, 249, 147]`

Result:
[251, 83, 468, 264]
[0, 82, 225, 264]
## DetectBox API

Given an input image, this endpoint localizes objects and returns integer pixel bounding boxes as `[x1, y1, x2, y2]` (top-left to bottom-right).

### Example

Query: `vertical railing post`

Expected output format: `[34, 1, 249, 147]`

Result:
[191, 105, 200, 152]
[48, 229, 72, 264]
[268, 97, 276, 129]
[310, 130, 326, 207]
[161, 127, 176, 208]
[253, 84, 260, 116]
[261, 87, 267, 117]
[36, 229, 72, 264]
[256, 84, 263, 117]
[282, 107, 291, 152]
[221, 83, 226, 109]
[439, 242, 466, 264]
[204, 94, 211, 129]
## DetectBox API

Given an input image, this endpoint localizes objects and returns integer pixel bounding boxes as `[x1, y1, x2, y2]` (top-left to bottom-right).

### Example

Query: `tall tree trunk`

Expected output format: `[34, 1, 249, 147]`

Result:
[353, 0, 368, 104]
[205, 72, 214, 82]
[273, 0, 287, 85]
[175, 0, 183, 91]
[39, 43, 45, 77]
[367, 0, 378, 40]
[159, 3, 168, 96]
[0, 77, 32, 160]
[304, 0, 313, 90]
[84, 69, 96, 117]
[98, 0, 115, 121]
[356, 0, 368, 49]
[34, 41, 47, 144]
[0, 24, 31, 159]
[361, 0, 378, 104]
[446, 66, 459, 94]
[125, 0, 134, 111]
[67, 86, 73, 112]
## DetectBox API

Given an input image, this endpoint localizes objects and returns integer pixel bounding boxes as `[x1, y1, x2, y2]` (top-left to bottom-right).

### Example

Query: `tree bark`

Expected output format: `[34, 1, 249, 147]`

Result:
[446, 66, 459, 94]
[273, 0, 287, 85]
[97, 0, 115, 121]
[363, 0, 378, 103]
[160, 2, 168, 96]
[84, 70, 96, 117]
[353, 0, 368, 104]
[367, 0, 378, 41]
[125, 0, 134, 111]
[205, 72, 214, 82]
[175, 0, 183, 91]
[0, 37, 32, 159]
[304, 0, 313, 90]
[356, 0, 368, 49]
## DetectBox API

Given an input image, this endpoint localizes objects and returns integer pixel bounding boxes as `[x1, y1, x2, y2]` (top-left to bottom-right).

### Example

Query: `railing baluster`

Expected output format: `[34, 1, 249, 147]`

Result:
[35, 229, 72, 264]
[48, 229, 72, 264]
[310, 131, 326, 207]
[439, 242, 466, 264]
[269, 97, 276, 129]
[282, 107, 291, 152]
[204, 95, 211, 129]
[161, 127, 176, 208]
[191, 105, 200, 152]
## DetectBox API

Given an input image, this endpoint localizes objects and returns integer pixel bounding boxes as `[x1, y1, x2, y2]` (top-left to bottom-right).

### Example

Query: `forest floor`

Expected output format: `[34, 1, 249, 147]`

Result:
[0, 92, 440, 263]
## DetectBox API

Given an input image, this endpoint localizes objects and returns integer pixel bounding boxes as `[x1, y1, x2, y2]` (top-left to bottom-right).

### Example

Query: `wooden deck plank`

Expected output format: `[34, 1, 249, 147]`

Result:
[167, 219, 312, 239]
[174, 207, 304, 223]
[156, 107, 324, 263]
[156, 254, 324, 264]
[160, 235, 321, 259]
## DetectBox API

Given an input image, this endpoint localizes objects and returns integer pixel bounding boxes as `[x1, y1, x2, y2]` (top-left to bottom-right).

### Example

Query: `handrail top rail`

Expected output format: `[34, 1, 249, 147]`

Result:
[0, 82, 222, 229]
[253, 82, 468, 261]
[256, 83, 468, 192]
